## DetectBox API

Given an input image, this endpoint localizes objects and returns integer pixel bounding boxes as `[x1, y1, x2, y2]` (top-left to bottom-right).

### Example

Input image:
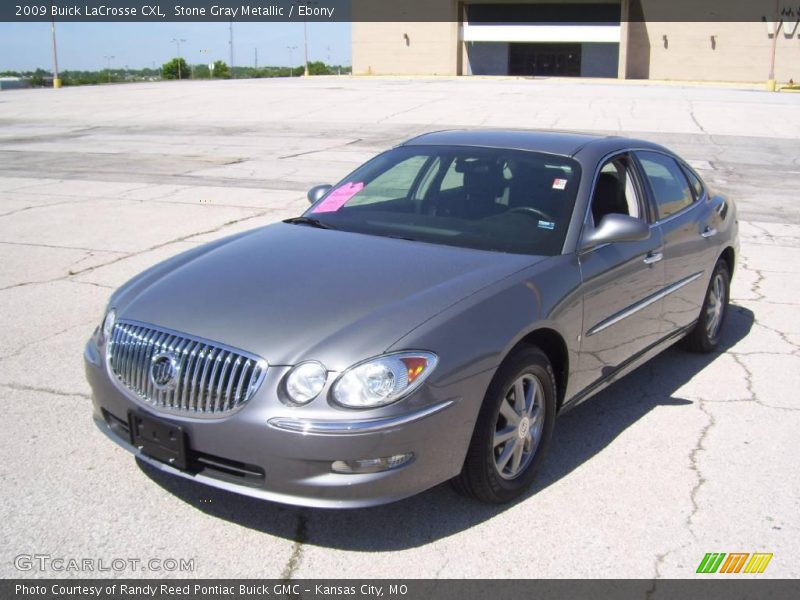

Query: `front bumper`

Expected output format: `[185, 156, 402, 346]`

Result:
[85, 340, 487, 508]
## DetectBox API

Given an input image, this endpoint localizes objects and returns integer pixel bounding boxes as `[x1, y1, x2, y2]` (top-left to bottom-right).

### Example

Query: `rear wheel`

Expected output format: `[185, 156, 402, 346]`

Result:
[453, 346, 556, 504]
[682, 260, 730, 353]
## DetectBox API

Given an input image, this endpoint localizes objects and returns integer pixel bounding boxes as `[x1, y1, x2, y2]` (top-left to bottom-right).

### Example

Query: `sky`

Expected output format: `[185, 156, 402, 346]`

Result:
[0, 21, 352, 71]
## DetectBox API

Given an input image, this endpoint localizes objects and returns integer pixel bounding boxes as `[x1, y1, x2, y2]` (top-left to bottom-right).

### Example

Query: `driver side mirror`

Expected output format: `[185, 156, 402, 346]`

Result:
[581, 214, 650, 251]
[307, 184, 332, 204]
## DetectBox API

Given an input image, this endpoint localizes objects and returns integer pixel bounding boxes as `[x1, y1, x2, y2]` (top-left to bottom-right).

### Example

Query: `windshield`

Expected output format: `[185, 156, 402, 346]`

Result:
[303, 145, 581, 256]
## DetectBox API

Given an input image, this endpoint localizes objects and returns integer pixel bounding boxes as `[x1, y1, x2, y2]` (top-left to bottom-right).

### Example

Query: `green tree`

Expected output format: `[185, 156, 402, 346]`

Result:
[193, 63, 210, 79]
[29, 68, 48, 87]
[306, 60, 330, 75]
[161, 57, 189, 80]
[211, 60, 231, 79]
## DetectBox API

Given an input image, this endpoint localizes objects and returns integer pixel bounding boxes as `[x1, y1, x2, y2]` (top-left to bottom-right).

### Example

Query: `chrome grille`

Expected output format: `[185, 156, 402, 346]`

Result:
[107, 321, 267, 416]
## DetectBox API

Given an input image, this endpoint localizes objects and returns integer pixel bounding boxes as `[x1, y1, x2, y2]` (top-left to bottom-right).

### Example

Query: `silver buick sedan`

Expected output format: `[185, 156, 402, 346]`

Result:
[85, 130, 738, 508]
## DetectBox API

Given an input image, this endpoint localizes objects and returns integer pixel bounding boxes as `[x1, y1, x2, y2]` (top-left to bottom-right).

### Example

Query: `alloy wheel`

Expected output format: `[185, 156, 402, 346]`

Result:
[705, 272, 726, 341]
[493, 373, 545, 480]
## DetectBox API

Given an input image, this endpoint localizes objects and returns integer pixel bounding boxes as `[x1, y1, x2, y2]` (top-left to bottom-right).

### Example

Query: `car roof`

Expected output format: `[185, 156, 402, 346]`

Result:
[400, 129, 662, 158]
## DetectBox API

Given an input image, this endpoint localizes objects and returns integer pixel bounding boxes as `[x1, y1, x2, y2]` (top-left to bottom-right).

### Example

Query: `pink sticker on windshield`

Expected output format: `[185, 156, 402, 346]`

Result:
[311, 182, 364, 213]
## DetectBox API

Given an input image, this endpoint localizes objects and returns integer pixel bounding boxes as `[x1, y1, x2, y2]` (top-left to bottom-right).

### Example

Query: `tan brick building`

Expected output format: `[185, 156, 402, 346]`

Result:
[352, 0, 800, 82]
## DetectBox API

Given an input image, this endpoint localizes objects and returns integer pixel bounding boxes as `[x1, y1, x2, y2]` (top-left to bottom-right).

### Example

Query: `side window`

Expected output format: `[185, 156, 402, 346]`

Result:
[591, 156, 642, 226]
[636, 151, 695, 219]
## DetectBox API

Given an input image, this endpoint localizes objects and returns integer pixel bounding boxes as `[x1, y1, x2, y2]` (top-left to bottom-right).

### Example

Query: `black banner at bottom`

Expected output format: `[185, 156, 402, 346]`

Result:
[3, 579, 800, 600]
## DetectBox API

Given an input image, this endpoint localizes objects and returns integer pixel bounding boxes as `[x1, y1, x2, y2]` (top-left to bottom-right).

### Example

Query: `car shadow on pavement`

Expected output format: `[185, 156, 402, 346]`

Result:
[139, 304, 754, 551]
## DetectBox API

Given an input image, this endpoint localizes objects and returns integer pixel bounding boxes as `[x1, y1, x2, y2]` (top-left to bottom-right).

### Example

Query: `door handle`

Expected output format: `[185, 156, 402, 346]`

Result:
[643, 251, 663, 265]
[701, 226, 717, 238]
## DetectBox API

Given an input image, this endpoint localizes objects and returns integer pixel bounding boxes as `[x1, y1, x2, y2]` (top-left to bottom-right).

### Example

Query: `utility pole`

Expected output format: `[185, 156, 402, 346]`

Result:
[103, 55, 115, 83]
[303, 19, 309, 76]
[300, 0, 317, 76]
[254, 48, 258, 69]
[767, 0, 780, 91]
[171, 38, 186, 80]
[287, 45, 297, 77]
[229, 19, 235, 78]
[50, 6, 60, 88]
[199, 49, 210, 78]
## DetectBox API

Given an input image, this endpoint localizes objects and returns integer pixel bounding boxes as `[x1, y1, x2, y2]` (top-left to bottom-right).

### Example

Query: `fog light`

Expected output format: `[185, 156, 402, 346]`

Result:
[331, 453, 414, 474]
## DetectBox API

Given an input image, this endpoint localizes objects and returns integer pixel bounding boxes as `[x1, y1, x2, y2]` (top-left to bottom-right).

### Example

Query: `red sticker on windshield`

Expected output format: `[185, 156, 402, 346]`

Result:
[311, 182, 364, 213]
[552, 178, 567, 190]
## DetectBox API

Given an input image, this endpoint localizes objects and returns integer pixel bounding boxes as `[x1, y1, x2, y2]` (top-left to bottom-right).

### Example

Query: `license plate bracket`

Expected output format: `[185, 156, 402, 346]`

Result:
[128, 411, 188, 470]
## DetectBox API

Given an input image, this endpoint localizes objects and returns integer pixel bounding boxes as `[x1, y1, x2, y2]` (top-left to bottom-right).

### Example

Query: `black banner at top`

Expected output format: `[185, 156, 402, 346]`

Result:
[3, 0, 800, 23]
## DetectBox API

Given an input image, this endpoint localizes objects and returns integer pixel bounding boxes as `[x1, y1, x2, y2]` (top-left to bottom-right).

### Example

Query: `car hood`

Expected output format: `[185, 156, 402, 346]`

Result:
[114, 223, 543, 369]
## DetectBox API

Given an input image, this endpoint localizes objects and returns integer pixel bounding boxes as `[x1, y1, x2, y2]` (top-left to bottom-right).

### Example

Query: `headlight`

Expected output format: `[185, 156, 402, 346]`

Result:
[285, 361, 327, 404]
[100, 308, 116, 343]
[332, 352, 438, 409]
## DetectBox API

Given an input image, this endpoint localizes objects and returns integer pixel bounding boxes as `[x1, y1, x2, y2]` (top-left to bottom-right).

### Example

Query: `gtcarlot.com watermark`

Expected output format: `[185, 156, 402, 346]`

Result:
[14, 554, 195, 573]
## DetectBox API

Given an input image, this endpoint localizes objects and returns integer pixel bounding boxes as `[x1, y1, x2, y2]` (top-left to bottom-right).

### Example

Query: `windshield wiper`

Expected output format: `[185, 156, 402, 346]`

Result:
[283, 216, 335, 230]
[385, 234, 419, 242]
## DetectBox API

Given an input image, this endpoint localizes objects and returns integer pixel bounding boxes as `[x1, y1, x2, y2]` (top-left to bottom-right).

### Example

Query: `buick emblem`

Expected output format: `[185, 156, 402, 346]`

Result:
[150, 352, 179, 391]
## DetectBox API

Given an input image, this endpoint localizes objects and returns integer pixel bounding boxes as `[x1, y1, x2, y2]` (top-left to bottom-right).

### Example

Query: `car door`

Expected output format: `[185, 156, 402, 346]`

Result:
[633, 151, 717, 334]
[574, 153, 665, 394]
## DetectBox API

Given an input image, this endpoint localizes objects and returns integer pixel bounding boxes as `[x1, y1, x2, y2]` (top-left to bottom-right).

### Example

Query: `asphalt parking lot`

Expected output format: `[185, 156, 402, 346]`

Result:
[0, 76, 798, 579]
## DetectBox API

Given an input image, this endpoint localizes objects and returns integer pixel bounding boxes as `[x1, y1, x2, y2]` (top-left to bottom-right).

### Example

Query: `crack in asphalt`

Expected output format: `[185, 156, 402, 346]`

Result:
[0, 239, 128, 253]
[689, 105, 707, 135]
[645, 550, 668, 599]
[0, 382, 91, 400]
[0, 318, 97, 362]
[646, 249, 800, 579]
[646, 399, 716, 581]
[686, 401, 715, 535]
[0, 208, 275, 363]
[0, 197, 91, 218]
[280, 513, 308, 580]
[729, 353, 800, 412]
[377, 96, 446, 124]
[278, 137, 363, 160]
[740, 256, 767, 302]
[0, 208, 272, 294]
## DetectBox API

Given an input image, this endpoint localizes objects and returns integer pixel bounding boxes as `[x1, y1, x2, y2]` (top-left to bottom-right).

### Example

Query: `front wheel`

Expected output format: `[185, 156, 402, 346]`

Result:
[453, 346, 556, 504]
[681, 260, 730, 353]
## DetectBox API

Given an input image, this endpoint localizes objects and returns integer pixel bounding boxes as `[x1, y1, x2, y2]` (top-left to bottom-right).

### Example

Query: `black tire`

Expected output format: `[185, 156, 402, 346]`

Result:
[453, 345, 557, 504]
[681, 260, 731, 353]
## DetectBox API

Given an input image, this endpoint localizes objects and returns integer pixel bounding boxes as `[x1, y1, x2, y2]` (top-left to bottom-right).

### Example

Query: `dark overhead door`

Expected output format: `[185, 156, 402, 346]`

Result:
[509, 43, 582, 76]
[467, 3, 622, 23]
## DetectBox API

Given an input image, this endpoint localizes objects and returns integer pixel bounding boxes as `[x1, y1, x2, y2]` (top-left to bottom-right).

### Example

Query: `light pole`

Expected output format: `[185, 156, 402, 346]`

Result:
[287, 45, 297, 77]
[50, 6, 60, 88]
[171, 38, 186, 80]
[103, 55, 115, 83]
[767, 0, 780, 91]
[199, 49, 210, 78]
[294, 0, 316, 76]
[229, 19, 235, 78]
[303, 19, 309, 76]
